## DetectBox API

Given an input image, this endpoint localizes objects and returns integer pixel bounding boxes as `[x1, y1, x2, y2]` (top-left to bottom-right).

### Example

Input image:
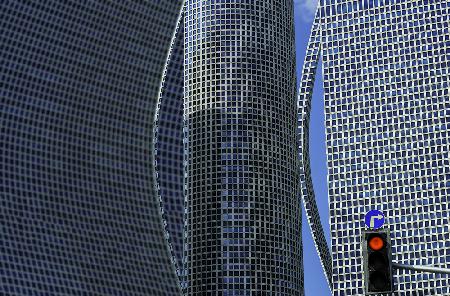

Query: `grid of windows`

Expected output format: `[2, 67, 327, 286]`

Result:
[184, 0, 303, 295]
[317, 0, 450, 295]
[0, 1, 183, 295]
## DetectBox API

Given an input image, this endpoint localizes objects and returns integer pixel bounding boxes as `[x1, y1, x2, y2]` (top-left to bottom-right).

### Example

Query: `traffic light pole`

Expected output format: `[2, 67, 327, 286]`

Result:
[393, 262, 450, 275]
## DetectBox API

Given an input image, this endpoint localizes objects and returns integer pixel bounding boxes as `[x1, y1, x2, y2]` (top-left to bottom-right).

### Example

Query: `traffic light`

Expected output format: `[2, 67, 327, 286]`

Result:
[362, 230, 393, 294]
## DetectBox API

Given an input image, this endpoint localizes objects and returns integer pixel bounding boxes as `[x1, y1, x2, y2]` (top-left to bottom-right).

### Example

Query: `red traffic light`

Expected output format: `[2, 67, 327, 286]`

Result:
[368, 236, 384, 251]
[363, 231, 393, 293]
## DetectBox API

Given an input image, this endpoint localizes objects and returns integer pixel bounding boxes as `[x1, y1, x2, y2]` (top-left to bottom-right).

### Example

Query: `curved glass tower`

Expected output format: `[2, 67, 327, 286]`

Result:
[184, 1, 303, 294]
[299, 1, 450, 295]
[322, 1, 450, 294]
[0, 1, 183, 295]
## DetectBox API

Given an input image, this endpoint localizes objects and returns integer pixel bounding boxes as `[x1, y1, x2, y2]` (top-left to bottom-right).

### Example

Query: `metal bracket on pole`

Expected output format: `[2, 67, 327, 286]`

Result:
[393, 262, 450, 275]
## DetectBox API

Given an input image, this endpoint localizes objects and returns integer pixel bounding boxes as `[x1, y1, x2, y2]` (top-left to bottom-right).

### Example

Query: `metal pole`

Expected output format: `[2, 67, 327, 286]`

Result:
[393, 262, 450, 275]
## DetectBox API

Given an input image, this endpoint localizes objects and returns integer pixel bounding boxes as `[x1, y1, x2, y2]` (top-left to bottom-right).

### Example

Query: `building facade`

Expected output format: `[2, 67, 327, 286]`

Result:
[184, 0, 303, 295]
[299, 0, 450, 295]
[1, 1, 183, 295]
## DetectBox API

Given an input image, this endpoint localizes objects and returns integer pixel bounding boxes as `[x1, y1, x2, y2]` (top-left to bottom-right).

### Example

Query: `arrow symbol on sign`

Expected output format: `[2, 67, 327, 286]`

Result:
[370, 215, 383, 228]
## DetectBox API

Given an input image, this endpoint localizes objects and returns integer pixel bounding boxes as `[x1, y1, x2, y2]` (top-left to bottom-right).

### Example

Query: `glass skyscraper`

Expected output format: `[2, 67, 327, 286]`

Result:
[184, 0, 303, 294]
[299, 1, 450, 295]
[1, 1, 184, 295]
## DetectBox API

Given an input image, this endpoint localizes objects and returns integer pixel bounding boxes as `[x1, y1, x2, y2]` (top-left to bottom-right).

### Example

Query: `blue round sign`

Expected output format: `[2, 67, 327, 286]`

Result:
[365, 210, 385, 229]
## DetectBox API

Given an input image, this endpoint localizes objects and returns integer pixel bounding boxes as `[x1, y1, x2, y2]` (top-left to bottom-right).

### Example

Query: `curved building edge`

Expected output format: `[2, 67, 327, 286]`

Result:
[297, 5, 333, 290]
[153, 2, 186, 289]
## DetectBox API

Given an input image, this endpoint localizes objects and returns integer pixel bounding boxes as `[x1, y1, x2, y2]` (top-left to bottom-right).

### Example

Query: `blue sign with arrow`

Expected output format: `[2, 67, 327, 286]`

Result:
[365, 210, 385, 229]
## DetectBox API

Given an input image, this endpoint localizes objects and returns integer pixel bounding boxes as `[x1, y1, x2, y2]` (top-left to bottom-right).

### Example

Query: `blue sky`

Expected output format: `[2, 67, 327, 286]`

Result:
[294, 1, 332, 295]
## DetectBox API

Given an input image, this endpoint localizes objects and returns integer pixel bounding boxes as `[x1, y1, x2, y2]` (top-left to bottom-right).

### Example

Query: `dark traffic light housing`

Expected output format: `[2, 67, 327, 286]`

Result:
[362, 230, 393, 294]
